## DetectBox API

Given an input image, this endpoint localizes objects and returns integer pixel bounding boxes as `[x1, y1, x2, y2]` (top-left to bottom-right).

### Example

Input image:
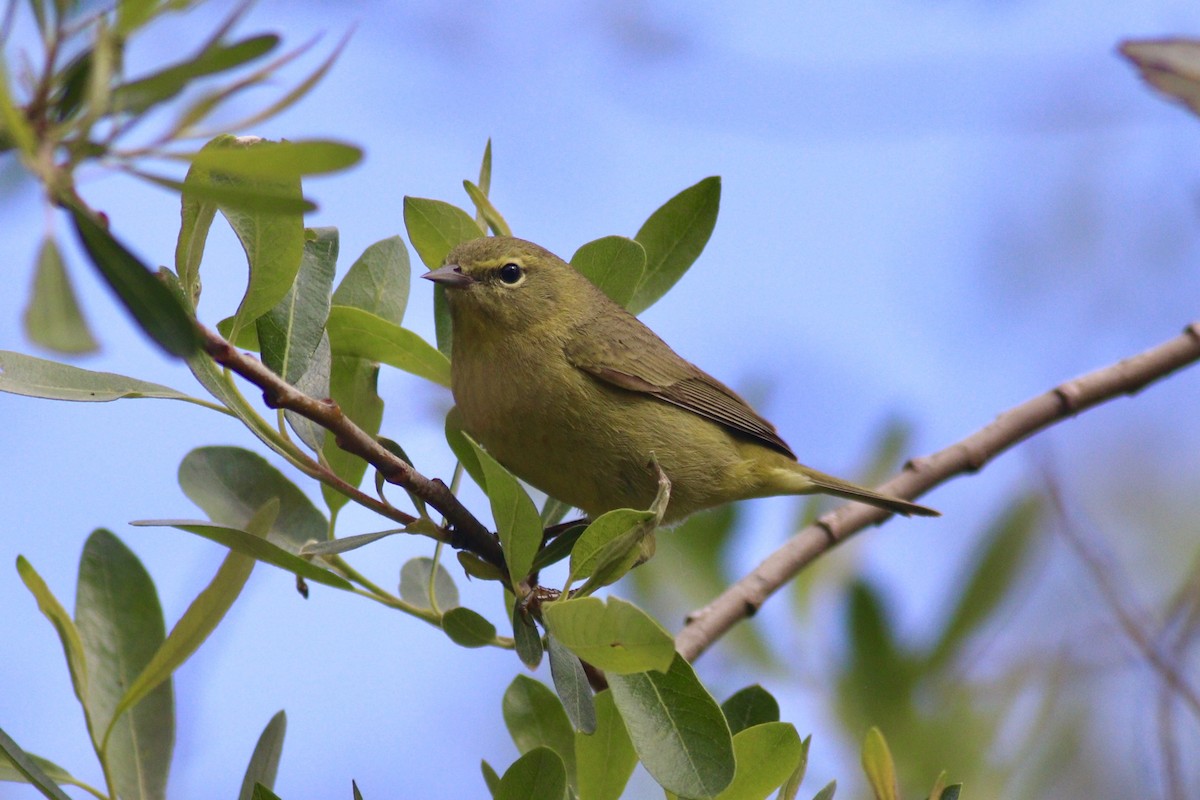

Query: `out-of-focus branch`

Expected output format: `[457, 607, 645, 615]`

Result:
[200, 325, 506, 570]
[676, 322, 1200, 662]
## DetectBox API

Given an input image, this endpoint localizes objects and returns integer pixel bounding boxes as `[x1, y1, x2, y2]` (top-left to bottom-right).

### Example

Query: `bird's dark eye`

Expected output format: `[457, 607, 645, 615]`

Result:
[498, 263, 523, 284]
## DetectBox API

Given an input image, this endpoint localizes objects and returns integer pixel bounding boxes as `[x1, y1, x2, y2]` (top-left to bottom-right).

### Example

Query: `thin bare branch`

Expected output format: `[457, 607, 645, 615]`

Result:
[676, 321, 1200, 662]
[199, 324, 506, 570]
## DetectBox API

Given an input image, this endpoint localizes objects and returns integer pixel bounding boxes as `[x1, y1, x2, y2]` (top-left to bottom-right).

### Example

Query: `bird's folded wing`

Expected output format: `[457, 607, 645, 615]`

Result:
[564, 321, 796, 459]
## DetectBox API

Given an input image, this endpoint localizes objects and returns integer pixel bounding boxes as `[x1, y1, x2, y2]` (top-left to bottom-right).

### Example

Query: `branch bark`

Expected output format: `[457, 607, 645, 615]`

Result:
[675, 321, 1200, 662]
[199, 325, 506, 570]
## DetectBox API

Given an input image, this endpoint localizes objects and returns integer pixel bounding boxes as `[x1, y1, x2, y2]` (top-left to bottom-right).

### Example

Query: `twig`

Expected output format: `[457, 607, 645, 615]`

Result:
[199, 325, 506, 570]
[676, 322, 1200, 662]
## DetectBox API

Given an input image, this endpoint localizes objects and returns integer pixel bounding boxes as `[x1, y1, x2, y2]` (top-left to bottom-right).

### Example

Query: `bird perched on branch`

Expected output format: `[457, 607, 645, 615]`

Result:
[423, 236, 938, 524]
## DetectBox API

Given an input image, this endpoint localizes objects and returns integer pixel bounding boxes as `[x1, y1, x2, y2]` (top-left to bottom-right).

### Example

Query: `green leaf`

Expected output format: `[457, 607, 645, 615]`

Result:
[463, 180, 512, 237]
[131, 519, 352, 590]
[403, 196, 483, 355]
[567, 508, 656, 588]
[239, 711, 287, 800]
[108, 529, 259, 741]
[332, 236, 410, 326]
[0, 62, 35, 155]
[481, 759, 501, 797]
[570, 236, 647, 310]
[325, 305, 450, 387]
[811, 780, 837, 800]
[937, 785, 962, 800]
[608, 652, 734, 799]
[531, 521, 586, 572]
[114, 34, 278, 108]
[442, 606, 497, 647]
[68, 205, 200, 357]
[513, 600, 544, 670]
[628, 176, 721, 315]
[0, 727, 73, 800]
[503, 675, 577, 785]
[467, 437, 542, 588]
[714, 723, 803, 800]
[543, 596, 674, 675]
[475, 139, 494, 230]
[444, 406, 486, 492]
[182, 139, 362, 180]
[250, 783, 282, 800]
[115, 0, 161, 35]
[23, 236, 98, 354]
[399, 557, 459, 611]
[775, 735, 811, 800]
[496, 747, 567, 800]
[861, 727, 899, 800]
[75, 529, 173, 800]
[286, 331, 331, 452]
[575, 690, 636, 800]
[320, 353, 383, 513]
[721, 685, 780, 735]
[403, 197, 483, 269]
[837, 580, 912, 735]
[927, 496, 1041, 670]
[299, 529, 405, 557]
[257, 226, 337, 384]
[15, 557, 89, 714]
[177, 446, 327, 552]
[458, 551, 507, 583]
[547, 634, 596, 734]
[0, 350, 218, 410]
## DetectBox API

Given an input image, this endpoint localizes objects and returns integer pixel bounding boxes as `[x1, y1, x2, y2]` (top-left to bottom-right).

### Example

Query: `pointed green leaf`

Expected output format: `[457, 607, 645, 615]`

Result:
[183, 139, 362, 180]
[0, 728, 73, 800]
[0, 62, 35, 155]
[503, 675, 576, 785]
[0, 350, 222, 409]
[861, 727, 899, 800]
[496, 747, 567, 800]
[608, 652, 734, 799]
[466, 437, 542, 587]
[332, 236, 410, 326]
[481, 759, 501, 797]
[444, 406, 486, 491]
[543, 596, 674, 675]
[721, 685, 780, 735]
[812, 780, 837, 800]
[403, 197, 483, 269]
[714, 723, 803, 800]
[23, 236, 98, 354]
[628, 176, 721, 315]
[319, 353, 383, 513]
[513, 599, 544, 670]
[567, 508, 655, 587]
[463, 180, 512, 237]
[258, 227, 337, 384]
[16, 557, 89, 710]
[115, 0, 160, 34]
[838, 581, 912, 734]
[325, 305, 450, 387]
[131, 519, 351, 590]
[547, 634, 596, 734]
[177, 446, 327, 552]
[399, 557, 459, 611]
[458, 551, 507, 583]
[927, 496, 1041, 669]
[570, 236, 646, 310]
[575, 690, 636, 800]
[937, 785, 961, 800]
[109, 540, 257, 736]
[114, 34, 277, 107]
[775, 735, 810, 800]
[239, 711, 286, 800]
[475, 140, 494, 230]
[530, 521, 586, 572]
[68, 205, 200, 356]
[299, 529, 405, 557]
[442, 606, 497, 647]
[250, 783, 282, 800]
[75, 529, 173, 800]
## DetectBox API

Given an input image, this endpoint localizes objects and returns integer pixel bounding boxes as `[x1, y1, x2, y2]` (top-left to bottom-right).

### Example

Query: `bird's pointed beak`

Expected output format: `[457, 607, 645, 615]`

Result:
[422, 264, 476, 289]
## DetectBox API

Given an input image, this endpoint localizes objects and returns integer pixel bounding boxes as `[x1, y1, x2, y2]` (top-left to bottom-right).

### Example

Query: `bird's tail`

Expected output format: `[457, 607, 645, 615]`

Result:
[776, 465, 940, 518]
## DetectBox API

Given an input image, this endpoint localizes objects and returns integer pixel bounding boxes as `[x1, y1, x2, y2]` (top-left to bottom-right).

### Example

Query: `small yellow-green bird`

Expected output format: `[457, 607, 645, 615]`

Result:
[423, 236, 938, 524]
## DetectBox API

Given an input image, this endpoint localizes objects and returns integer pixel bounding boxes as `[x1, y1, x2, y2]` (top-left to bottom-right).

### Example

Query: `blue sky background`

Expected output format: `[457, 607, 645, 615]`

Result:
[3, 1, 1200, 798]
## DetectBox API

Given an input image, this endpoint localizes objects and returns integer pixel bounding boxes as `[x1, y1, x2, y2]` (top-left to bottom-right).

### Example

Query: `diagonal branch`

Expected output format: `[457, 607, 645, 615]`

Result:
[676, 321, 1200, 662]
[199, 324, 506, 570]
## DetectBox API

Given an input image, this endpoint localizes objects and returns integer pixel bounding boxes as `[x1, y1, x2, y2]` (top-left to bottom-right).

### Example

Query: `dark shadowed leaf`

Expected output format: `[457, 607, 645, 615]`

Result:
[113, 34, 278, 109]
[513, 600, 544, 669]
[503, 675, 576, 785]
[722, 685, 780, 735]
[442, 606, 497, 647]
[547, 634, 596, 734]
[0, 728, 73, 800]
[69, 205, 199, 356]
[496, 747, 567, 800]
